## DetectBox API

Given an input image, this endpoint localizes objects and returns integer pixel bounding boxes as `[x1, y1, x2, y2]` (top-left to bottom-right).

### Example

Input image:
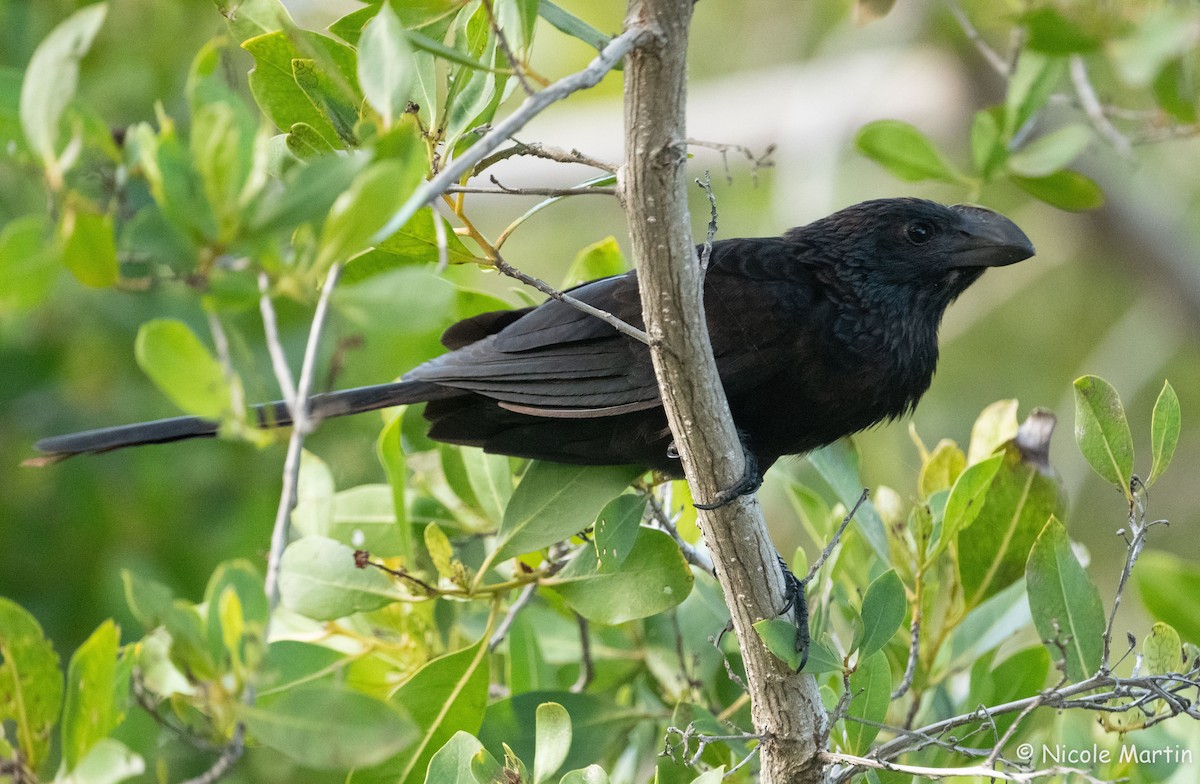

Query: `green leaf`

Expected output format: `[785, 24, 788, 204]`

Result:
[1148, 380, 1181, 486]
[58, 201, 119, 288]
[854, 120, 966, 184]
[239, 685, 417, 769]
[67, 738, 145, 783]
[844, 651, 890, 754]
[939, 579, 1032, 674]
[967, 399, 1019, 464]
[345, 208, 477, 284]
[1136, 551, 1200, 645]
[753, 618, 804, 670]
[987, 646, 1050, 735]
[19, 3, 108, 164]
[0, 597, 64, 769]
[1154, 60, 1198, 124]
[1007, 124, 1091, 178]
[480, 692, 635, 776]
[291, 58, 359, 146]
[1011, 170, 1104, 212]
[857, 570, 906, 657]
[1021, 7, 1101, 54]
[278, 536, 402, 620]
[1144, 622, 1183, 675]
[317, 154, 425, 268]
[121, 572, 215, 679]
[135, 319, 234, 420]
[386, 639, 490, 784]
[970, 107, 1007, 180]
[1111, 7, 1199, 87]
[203, 560, 268, 669]
[1026, 516, 1104, 682]
[377, 414, 415, 562]
[492, 462, 641, 562]
[917, 439, 965, 500]
[425, 522, 456, 581]
[550, 527, 693, 624]
[1005, 52, 1066, 137]
[329, 485, 407, 555]
[562, 237, 627, 289]
[292, 450, 336, 537]
[539, 2, 613, 53]
[359, 2, 415, 128]
[560, 765, 611, 784]
[808, 441, 888, 562]
[935, 453, 1003, 556]
[61, 620, 124, 770]
[590, 494, 646, 574]
[462, 448, 515, 524]
[958, 442, 1065, 608]
[534, 703, 572, 784]
[424, 731, 501, 784]
[216, 0, 293, 43]
[0, 214, 57, 314]
[1073, 375, 1135, 497]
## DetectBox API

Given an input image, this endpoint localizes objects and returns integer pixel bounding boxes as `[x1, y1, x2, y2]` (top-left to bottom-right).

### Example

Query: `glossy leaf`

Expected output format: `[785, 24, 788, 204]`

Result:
[967, 399, 1019, 464]
[19, 3, 108, 163]
[534, 703, 572, 784]
[1073, 375, 1135, 496]
[935, 453, 1003, 555]
[59, 202, 119, 288]
[539, 1, 612, 51]
[424, 731, 500, 784]
[857, 570, 907, 657]
[844, 651, 891, 754]
[359, 2, 414, 128]
[1148, 380, 1181, 486]
[1144, 622, 1183, 675]
[135, 319, 234, 420]
[987, 646, 1050, 735]
[754, 618, 806, 671]
[1007, 124, 1091, 178]
[480, 692, 635, 775]
[590, 494, 646, 574]
[376, 414, 415, 562]
[387, 640, 490, 784]
[970, 106, 1007, 180]
[239, 685, 417, 769]
[562, 237, 628, 290]
[551, 527, 693, 624]
[854, 120, 966, 184]
[492, 462, 641, 561]
[809, 440, 888, 561]
[61, 620, 124, 770]
[0, 597, 64, 769]
[1012, 170, 1104, 211]
[278, 536, 402, 620]
[317, 156, 424, 268]
[918, 439, 965, 499]
[1026, 517, 1104, 682]
[1005, 52, 1066, 136]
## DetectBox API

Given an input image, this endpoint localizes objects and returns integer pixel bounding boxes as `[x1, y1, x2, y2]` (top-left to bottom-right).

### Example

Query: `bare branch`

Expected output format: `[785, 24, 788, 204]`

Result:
[944, 0, 1011, 77]
[695, 171, 717, 274]
[372, 26, 644, 244]
[571, 614, 595, 692]
[493, 252, 649, 344]
[446, 183, 617, 197]
[179, 725, 245, 784]
[891, 616, 920, 701]
[258, 272, 297, 406]
[489, 582, 538, 651]
[1069, 55, 1133, 159]
[824, 751, 1107, 783]
[686, 138, 775, 184]
[644, 484, 715, 574]
[482, 0, 536, 96]
[804, 489, 868, 585]
[263, 263, 344, 612]
[473, 140, 617, 176]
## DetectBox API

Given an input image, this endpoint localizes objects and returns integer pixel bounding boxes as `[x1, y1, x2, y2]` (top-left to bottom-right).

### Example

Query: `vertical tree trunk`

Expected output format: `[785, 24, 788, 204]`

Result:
[620, 1, 828, 781]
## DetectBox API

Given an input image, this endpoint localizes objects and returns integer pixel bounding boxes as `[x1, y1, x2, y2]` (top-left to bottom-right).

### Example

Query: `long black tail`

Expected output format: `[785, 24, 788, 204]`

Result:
[32, 380, 449, 460]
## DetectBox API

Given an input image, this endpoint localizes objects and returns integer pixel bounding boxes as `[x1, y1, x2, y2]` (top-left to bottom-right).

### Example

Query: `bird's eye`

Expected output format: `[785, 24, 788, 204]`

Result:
[905, 220, 935, 245]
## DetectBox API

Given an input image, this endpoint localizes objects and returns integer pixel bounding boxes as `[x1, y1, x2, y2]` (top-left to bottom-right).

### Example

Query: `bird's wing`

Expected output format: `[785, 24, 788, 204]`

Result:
[409, 238, 808, 417]
[407, 273, 661, 413]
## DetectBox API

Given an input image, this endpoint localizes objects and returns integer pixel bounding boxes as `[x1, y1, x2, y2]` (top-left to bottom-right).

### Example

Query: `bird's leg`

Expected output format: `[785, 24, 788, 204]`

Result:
[775, 553, 810, 671]
[693, 447, 762, 510]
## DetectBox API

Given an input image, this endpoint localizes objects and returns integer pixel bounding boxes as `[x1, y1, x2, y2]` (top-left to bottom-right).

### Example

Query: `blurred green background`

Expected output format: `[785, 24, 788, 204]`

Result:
[2, 0, 1198, 665]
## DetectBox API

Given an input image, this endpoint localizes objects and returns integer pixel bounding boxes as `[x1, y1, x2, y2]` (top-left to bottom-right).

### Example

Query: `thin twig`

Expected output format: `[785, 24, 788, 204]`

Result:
[473, 140, 616, 176]
[944, 0, 1011, 77]
[824, 751, 1106, 784]
[644, 487, 715, 573]
[493, 253, 649, 344]
[695, 171, 717, 274]
[446, 184, 617, 197]
[805, 489, 869, 584]
[482, 0, 536, 96]
[571, 614, 595, 692]
[1069, 54, 1133, 159]
[179, 725, 245, 784]
[257, 272, 297, 407]
[263, 263, 345, 612]
[686, 138, 775, 184]
[1101, 479, 1149, 670]
[489, 582, 538, 651]
[891, 617, 920, 700]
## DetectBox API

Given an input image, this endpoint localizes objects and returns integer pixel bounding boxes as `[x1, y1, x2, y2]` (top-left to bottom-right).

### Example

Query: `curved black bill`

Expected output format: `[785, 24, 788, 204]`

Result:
[949, 205, 1036, 268]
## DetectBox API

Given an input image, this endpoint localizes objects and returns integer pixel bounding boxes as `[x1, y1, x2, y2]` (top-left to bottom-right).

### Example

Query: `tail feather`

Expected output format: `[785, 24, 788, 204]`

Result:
[31, 379, 450, 460]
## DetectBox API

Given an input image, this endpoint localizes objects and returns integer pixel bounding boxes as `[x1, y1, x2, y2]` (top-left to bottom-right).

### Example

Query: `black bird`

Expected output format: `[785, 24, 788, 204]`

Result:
[34, 198, 1034, 486]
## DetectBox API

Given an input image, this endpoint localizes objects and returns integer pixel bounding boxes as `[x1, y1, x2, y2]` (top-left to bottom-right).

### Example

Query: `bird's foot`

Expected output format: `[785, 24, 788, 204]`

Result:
[776, 554, 810, 671]
[694, 449, 762, 510]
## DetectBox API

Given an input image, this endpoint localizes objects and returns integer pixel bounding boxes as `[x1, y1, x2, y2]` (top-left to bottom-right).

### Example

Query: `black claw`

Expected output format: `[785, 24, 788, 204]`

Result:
[695, 449, 762, 510]
[776, 554, 810, 671]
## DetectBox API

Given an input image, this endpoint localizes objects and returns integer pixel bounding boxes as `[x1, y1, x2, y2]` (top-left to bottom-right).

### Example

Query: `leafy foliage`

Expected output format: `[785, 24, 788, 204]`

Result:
[3, 1, 1200, 783]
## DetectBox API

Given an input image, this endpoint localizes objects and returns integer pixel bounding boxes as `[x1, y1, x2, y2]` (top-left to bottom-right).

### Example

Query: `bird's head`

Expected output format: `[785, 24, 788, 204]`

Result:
[797, 198, 1035, 300]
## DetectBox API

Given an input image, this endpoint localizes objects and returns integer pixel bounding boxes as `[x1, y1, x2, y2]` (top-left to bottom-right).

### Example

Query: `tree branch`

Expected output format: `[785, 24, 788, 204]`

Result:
[620, 2, 825, 782]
